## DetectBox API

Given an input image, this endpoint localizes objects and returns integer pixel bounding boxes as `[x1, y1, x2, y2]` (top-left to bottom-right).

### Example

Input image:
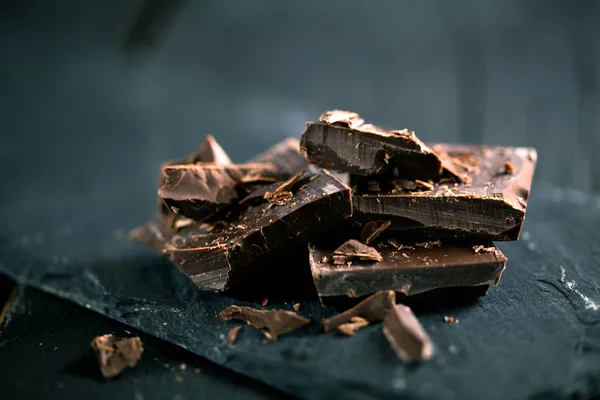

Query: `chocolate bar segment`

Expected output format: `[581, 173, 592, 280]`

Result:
[250, 138, 311, 177]
[309, 240, 506, 300]
[134, 171, 352, 292]
[300, 110, 464, 181]
[352, 144, 537, 241]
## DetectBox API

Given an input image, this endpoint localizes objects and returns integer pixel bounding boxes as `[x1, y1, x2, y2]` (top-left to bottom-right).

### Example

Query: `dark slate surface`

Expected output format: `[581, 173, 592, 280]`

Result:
[1, 1, 600, 399]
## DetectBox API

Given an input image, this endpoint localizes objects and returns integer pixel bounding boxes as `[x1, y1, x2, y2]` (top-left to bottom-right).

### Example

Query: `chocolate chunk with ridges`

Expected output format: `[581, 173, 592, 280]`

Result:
[133, 171, 352, 292]
[322, 290, 396, 332]
[91, 335, 144, 378]
[220, 305, 310, 340]
[250, 138, 312, 178]
[309, 241, 506, 300]
[352, 144, 537, 241]
[332, 239, 383, 264]
[158, 162, 279, 221]
[383, 305, 434, 363]
[299, 110, 464, 181]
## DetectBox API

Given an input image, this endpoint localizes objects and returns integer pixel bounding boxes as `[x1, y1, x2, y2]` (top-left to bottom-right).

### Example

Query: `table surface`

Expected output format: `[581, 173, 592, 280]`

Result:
[2, 2, 600, 399]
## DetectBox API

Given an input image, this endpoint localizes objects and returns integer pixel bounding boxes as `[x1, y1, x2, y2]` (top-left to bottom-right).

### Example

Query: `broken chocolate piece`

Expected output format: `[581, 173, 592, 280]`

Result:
[264, 170, 305, 206]
[473, 245, 495, 254]
[361, 220, 392, 245]
[309, 241, 506, 300]
[91, 334, 144, 378]
[226, 325, 243, 346]
[322, 290, 396, 332]
[383, 305, 434, 363]
[158, 163, 280, 221]
[352, 144, 537, 241]
[250, 138, 311, 178]
[300, 110, 464, 181]
[134, 171, 352, 292]
[337, 316, 370, 336]
[415, 240, 441, 249]
[332, 239, 383, 265]
[220, 305, 310, 340]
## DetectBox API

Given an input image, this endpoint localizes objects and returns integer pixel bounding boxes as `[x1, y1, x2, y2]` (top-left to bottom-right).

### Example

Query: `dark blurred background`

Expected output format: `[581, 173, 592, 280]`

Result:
[1, 0, 599, 221]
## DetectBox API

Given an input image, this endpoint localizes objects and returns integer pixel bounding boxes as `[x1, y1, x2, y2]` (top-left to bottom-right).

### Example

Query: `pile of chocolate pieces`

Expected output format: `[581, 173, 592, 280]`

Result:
[132, 110, 536, 362]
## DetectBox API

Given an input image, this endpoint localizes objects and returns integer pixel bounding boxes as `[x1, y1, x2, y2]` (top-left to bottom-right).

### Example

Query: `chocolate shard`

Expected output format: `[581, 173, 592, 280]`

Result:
[361, 220, 391, 245]
[337, 316, 370, 336]
[352, 144, 537, 241]
[91, 334, 144, 378]
[133, 171, 352, 292]
[309, 241, 506, 300]
[226, 325, 243, 346]
[299, 110, 464, 181]
[158, 162, 279, 221]
[250, 138, 312, 178]
[322, 290, 396, 332]
[383, 305, 434, 363]
[332, 239, 383, 265]
[220, 305, 310, 340]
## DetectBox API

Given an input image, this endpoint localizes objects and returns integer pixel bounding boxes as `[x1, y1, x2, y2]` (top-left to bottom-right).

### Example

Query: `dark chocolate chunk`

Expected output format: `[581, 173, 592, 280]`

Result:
[309, 241, 507, 300]
[383, 305, 434, 363]
[250, 138, 312, 178]
[322, 290, 396, 332]
[91, 334, 144, 378]
[158, 162, 279, 221]
[361, 220, 392, 245]
[332, 239, 383, 265]
[220, 305, 310, 341]
[133, 171, 352, 292]
[300, 110, 464, 181]
[352, 144, 537, 241]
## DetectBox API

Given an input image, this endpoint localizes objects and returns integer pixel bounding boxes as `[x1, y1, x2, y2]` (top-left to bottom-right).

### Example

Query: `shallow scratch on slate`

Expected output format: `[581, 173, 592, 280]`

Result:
[560, 266, 599, 311]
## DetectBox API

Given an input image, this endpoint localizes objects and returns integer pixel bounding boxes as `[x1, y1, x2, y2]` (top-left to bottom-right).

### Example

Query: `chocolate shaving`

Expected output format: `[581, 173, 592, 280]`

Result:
[220, 305, 310, 340]
[415, 180, 434, 191]
[332, 239, 383, 264]
[226, 325, 243, 346]
[264, 170, 306, 206]
[91, 334, 144, 378]
[383, 305, 434, 363]
[293, 303, 301, 312]
[415, 240, 442, 249]
[387, 239, 415, 251]
[473, 245, 495, 254]
[361, 220, 392, 245]
[337, 316, 370, 336]
[322, 290, 396, 332]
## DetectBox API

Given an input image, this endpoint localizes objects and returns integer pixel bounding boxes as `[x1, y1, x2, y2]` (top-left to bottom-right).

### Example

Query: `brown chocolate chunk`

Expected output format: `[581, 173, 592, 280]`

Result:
[337, 316, 370, 336]
[332, 239, 383, 264]
[322, 290, 396, 332]
[361, 220, 392, 245]
[383, 305, 434, 363]
[226, 325, 243, 346]
[91, 334, 144, 378]
[220, 305, 310, 341]
[300, 110, 464, 181]
[250, 138, 311, 178]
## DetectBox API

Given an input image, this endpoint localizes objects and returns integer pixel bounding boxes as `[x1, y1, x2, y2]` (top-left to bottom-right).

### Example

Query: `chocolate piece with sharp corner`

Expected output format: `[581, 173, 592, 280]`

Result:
[332, 239, 383, 264]
[133, 171, 352, 292]
[309, 241, 506, 300]
[220, 305, 310, 341]
[352, 144, 537, 241]
[91, 335, 144, 378]
[250, 138, 312, 177]
[383, 305, 434, 363]
[322, 290, 396, 332]
[300, 110, 464, 181]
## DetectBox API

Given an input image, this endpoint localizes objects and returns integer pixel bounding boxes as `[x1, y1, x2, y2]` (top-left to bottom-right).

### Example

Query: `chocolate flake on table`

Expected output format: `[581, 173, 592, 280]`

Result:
[310, 241, 507, 300]
[300, 110, 464, 181]
[264, 170, 305, 206]
[226, 325, 243, 346]
[293, 303, 301, 312]
[361, 220, 392, 245]
[322, 290, 396, 332]
[250, 138, 311, 178]
[352, 144, 537, 241]
[91, 334, 144, 378]
[337, 316, 370, 336]
[220, 305, 310, 341]
[332, 239, 383, 265]
[473, 245, 496, 254]
[415, 240, 441, 249]
[443, 316, 458, 324]
[383, 305, 434, 363]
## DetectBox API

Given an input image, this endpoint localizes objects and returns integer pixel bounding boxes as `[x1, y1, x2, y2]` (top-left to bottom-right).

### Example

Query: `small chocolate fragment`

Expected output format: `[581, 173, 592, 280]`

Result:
[250, 138, 311, 178]
[293, 303, 301, 312]
[322, 290, 396, 332]
[383, 305, 434, 363]
[415, 240, 441, 249]
[332, 239, 383, 265]
[300, 110, 464, 181]
[134, 171, 352, 292]
[91, 335, 144, 378]
[443, 316, 457, 323]
[220, 305, 310, 340]
[352, 144, 537, 241]
[226, 325, 243, 346]
[361, 220, 392, 245]
[337, 316, 370, 336]
[309, 241, 506, 300]
[264, 170, 305, 206]
[473, 245, 495, 254]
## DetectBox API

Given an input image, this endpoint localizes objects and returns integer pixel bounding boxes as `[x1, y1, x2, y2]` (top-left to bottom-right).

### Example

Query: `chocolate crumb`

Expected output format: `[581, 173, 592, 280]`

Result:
[293, 303, 301, 312]
[415, 240, 441, 249]
[179, 363, 187, 371]
[401, 253, 409, 259]
[415, 180, 434, 191]
[162, 322, 168, 326]
[504, 161, 515, 174]
[91, 334, 144, 378]
[443, 316, 455, 323]
[264, 170, 306, 206]
[473, 245, 495, 254]
[226, 325, 243, 346]
[261, 297, 268, 307]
